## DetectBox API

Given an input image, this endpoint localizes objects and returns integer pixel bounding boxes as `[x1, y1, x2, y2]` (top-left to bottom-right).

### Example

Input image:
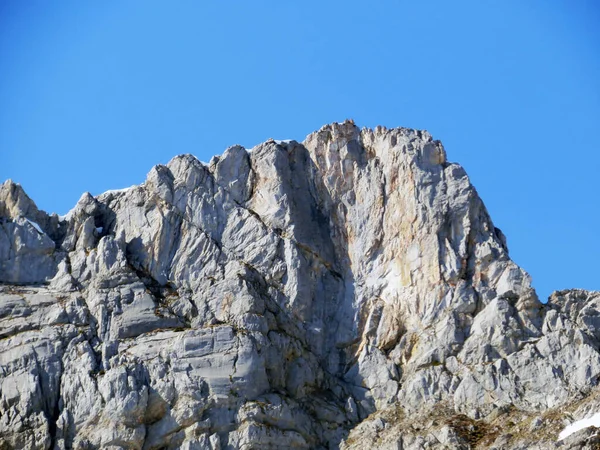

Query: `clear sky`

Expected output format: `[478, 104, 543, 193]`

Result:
[1, 1, 599, 301]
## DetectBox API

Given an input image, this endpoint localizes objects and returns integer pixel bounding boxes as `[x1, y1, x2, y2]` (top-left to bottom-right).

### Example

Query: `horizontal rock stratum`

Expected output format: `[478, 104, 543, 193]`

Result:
[1, 121, 600, 449]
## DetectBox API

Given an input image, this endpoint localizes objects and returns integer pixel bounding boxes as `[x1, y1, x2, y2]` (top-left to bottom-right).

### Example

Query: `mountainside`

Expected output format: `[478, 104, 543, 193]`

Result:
[1, 121, 600, 449]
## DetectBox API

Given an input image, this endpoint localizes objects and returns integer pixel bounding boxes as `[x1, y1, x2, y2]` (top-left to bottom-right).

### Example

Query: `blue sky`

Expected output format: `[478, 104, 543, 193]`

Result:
[1, 1, 599, 300]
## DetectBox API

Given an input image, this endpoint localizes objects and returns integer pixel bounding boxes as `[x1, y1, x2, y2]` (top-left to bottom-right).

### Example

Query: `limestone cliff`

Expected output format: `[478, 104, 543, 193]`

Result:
[1, 121, 599, 449]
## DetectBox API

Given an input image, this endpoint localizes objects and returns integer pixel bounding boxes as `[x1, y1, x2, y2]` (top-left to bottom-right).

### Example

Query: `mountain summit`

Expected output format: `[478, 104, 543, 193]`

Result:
[1, 121, 599, 449]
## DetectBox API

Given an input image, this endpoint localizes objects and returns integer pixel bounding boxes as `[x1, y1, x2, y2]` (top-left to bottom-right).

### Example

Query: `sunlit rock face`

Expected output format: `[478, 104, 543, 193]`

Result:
[1, 121, 599, 449]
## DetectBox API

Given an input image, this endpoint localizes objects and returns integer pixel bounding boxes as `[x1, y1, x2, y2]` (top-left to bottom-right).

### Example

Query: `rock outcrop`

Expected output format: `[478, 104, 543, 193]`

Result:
[1, 121, 599, 449]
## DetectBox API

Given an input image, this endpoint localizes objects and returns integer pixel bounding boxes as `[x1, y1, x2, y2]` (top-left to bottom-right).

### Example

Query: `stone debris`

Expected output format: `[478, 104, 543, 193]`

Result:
[0, 121, 598, 449]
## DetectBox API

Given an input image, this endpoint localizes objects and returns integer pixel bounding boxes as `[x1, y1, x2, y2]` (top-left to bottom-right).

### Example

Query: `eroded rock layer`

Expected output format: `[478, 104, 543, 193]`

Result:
[1, 121, 599, 449]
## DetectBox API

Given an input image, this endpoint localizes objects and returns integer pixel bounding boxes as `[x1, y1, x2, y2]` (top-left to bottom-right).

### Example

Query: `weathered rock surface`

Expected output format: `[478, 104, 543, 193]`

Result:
[0, 121, 599, 449]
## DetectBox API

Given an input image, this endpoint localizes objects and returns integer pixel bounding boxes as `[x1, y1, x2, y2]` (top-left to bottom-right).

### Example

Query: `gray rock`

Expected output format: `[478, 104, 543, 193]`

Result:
[1, 121, 599, 449]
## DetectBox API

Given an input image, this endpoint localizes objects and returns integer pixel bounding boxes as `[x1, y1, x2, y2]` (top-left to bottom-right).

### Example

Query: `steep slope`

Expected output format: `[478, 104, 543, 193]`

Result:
[1, 121, 599, 449]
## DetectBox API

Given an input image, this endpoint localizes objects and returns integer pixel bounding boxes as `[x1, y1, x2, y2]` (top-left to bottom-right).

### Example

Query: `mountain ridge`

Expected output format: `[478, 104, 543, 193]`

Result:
[1, 121, 599, 449]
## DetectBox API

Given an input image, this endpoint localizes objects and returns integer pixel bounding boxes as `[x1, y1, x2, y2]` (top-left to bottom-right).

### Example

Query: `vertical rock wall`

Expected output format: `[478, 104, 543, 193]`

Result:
[0, 121, 599, 449]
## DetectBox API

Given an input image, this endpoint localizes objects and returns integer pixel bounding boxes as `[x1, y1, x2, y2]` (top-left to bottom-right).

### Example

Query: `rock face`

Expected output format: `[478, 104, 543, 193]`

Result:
[0, 121, 599, 449]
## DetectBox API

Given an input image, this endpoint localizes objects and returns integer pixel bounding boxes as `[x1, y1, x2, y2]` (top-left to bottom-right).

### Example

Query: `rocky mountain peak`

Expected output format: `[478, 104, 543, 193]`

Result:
[1, 122, 599, 449]
[0, 179, 46, 226]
